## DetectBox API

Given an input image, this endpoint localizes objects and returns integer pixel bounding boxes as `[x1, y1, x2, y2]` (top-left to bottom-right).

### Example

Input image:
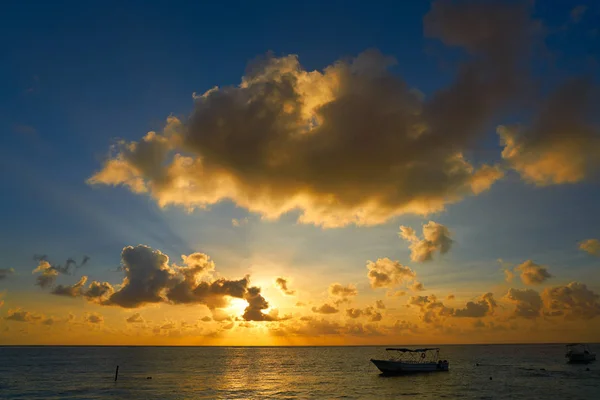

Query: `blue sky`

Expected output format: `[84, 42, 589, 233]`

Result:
[1, 0, 599, 344]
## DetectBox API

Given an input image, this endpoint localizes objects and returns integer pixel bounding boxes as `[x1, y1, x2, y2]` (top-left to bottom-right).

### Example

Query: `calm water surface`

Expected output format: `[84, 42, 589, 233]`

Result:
[0, 344, 598, 399]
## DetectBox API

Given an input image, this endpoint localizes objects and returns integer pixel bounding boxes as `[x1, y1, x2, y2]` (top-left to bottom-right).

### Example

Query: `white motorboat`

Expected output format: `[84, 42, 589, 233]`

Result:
[371, 347, 449, 374]
[566, 343, 596, 363]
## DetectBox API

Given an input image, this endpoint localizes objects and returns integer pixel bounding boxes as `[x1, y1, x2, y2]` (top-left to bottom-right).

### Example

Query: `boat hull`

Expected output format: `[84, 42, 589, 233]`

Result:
[371, 359, 449, 374]
[567, 353, 596, 363]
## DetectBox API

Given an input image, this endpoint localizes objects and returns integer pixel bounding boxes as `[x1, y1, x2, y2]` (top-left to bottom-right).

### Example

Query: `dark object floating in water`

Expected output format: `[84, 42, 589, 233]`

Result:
[566, 343, 596, 364]
[586, 368, 590, 371]
[489, 377, 492, 380]
[476, 363, 479, 366]
[540, 368, 546, 371]
[147, 377, 152, 379]
[114, 365, 119, 382]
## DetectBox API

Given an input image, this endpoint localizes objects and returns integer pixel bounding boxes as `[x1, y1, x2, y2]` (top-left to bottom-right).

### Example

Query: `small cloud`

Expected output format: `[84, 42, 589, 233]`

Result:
[570, 5, 587, 23]
[504, 288, 542, 319]
[275, 277, 296, 295]
[329, 283, 358, 297]
[85, 312, 104, 324]
[410, 281, 425, 292]
[375, 300, 385, 309]
[200, 316, 212, 322]
[231, 217, 249, 227]
[0, 268, 15, 280]
[515, 260, 552, 285]
[126, 313, 144, 323]
[311, 303, 339, 314]
[387, 290, 406, 297]
[579, 239, 600, 256]
[4, 308, 43, 323]
[399, 221, 453, 262]
[446, 294, 455, 300]
[366, 258, 416, 289]
[295, 302, 306, 307]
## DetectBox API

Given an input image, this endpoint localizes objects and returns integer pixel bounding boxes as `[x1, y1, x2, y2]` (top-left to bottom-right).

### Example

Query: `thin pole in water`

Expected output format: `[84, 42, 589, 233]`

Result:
[115, 365, 119, 382]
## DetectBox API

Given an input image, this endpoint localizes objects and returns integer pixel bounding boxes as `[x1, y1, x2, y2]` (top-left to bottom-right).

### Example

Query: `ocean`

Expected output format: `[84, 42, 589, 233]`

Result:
[0, 344, 598, 399]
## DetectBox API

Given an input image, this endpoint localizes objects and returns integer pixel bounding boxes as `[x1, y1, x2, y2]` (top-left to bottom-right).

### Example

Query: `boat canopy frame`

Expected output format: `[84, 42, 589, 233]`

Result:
[384, 348, 443, 364]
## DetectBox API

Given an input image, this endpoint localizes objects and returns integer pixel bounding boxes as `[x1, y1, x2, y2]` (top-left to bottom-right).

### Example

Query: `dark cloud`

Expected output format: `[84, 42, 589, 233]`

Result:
[499, 79, 600, 185]
[408, 295, 454, 324]
[106, 245, 174, 308]
[399, 221, 453, 262]
[570, 5, 587, 23]
[275, 277, 296, 296]
[34, 244, 277, 322]
[542, 282, 600, 320]
[51, 276, 88, 297]
[311, 303, 339, 314]
[32, 255, 90, 288]
[86, 0, 545, 229]
[85, 313, 103, 324]
[328, 283, 358, 297]
[454, 293, 496, 318]
[4, 308, 43, 323]
[375, 300, 385, 309]
[126, 313, 144, 323]
[504, 288, 542, 319]
[0, 268, 15, 280]
[346, 306, 382, 322]
[242, 286, 280, 321]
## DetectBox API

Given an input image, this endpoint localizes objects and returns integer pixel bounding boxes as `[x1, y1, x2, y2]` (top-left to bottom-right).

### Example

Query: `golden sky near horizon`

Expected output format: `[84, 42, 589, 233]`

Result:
[1, 0, 600, 346]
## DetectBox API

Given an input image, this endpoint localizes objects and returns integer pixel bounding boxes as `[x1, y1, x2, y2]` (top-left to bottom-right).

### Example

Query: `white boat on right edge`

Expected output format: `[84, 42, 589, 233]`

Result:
[566, 343, 596, 363]
[371, 347, 449, 375]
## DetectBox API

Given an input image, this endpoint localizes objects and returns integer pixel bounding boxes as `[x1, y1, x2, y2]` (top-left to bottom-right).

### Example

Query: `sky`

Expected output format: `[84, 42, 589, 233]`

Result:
[1, 0, 599, 346]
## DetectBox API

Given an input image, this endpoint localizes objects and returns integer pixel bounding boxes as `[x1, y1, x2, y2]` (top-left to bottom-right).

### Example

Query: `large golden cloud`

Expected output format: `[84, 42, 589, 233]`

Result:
[86, 0, 550, 227]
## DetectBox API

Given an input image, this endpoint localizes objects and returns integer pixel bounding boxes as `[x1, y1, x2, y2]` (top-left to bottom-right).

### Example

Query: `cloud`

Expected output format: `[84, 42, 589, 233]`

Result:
[88, 0, 541, 230]
[51, 276, 89, 297]
[200, 316, 212, 322]
[399, 221, 453, 262]
[407, 295, 454, 324]
[514, 260, 552, 285]
[410, 281, 425, 292]
[126, 313, 144, 323]
[375, 300, 385, 309]
[242, 286, 281, 321]
[366, 258, 416, 288]
[579, 239, 600, 256]
[504, 288, 542, 319]
[504, 269, 515, 283]
[328, 283, 358, 297]
[231, 217, 248, 227]
[454, 293, 496, 318]
[85, 312, 104, 324]
[34, 244, 277, 322]
[4, 308, 43, 323]
[275, 277, 296, 295]
[542, 282, 600, 320]
[32, 255, 90, 288]
[446, 294, 455, 300]
[311, 303, 339, 314]
[570, 5, 587, 23]
[387, 290, 406, 297]
[499, 79, 600, 186]
[346, 306, 382, 322]
[0, 268, 14, 280]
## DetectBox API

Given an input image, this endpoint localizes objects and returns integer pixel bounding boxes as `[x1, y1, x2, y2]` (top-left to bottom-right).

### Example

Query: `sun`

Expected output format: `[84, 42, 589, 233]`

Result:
[227, 298, 248, 316]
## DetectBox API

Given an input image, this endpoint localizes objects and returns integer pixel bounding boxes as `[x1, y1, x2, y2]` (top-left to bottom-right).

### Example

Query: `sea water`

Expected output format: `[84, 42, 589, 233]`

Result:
[0, 344, 598, 399]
